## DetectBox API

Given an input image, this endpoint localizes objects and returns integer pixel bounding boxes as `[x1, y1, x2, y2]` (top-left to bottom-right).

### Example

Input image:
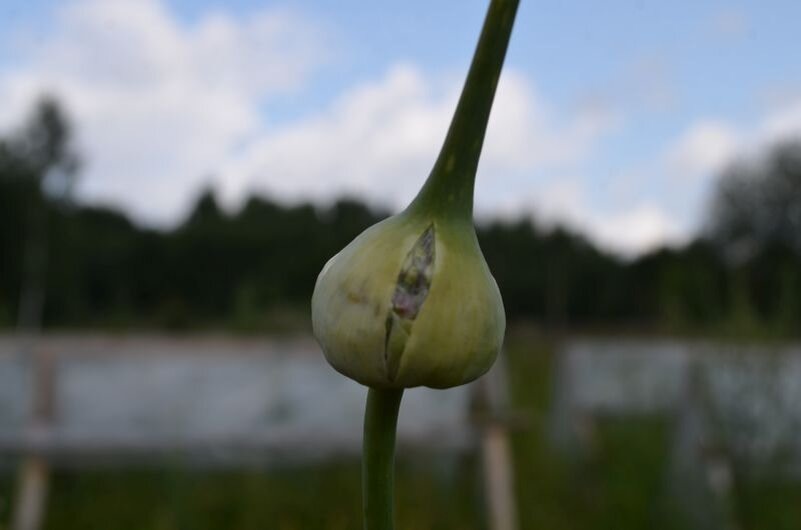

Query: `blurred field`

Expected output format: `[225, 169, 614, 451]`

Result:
[505, 331, 801, 530]
[1, 329, 800, 530]
[505, 333, 678, 530]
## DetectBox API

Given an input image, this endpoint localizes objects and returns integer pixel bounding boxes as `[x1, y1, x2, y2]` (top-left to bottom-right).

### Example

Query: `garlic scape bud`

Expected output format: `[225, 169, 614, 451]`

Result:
[312, 0, 518, 390]
[312, 211, 505, 389]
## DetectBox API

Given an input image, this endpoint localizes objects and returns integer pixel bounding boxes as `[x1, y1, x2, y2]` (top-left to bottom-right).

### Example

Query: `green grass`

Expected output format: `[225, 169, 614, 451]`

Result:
[504, 328, 801, 530]
[0, 456, 482, 530]
[0, 469, 12, 530]
[734, 475, 801, 530]
[504, 329, 683, 530]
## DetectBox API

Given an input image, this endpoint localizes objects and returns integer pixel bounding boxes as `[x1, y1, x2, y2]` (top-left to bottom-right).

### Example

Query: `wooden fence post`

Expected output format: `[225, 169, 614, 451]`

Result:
[474, 352, 519, 530]
[12, 346, 55, 530]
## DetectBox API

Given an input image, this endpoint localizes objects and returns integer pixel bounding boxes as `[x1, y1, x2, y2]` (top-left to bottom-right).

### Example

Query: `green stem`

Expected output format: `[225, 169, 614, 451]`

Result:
[362, 387, 404, 530]
[409, 0, 520, 222]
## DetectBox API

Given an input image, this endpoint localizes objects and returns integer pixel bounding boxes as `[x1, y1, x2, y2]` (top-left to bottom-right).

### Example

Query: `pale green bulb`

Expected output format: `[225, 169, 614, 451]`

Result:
[311, 209, 505, 389]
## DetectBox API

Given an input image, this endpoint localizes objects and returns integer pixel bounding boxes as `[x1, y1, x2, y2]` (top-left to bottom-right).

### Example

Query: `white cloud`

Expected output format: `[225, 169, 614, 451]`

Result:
[483, 72, 620, 171]
[666, 120, 740, 178]
[217, 66, 619, 213]
[486, 178, 687, 257]
[759, 98, 801, 143]
[0, 0, 328, 223]
[588, 204, 687, 257]
[665, 96, 801, 184]
[217, 64, 454, 210]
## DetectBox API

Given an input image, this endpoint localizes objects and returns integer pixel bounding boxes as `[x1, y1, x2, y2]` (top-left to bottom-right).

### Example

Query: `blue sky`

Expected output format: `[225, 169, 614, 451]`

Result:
[2, 0, 801, 255]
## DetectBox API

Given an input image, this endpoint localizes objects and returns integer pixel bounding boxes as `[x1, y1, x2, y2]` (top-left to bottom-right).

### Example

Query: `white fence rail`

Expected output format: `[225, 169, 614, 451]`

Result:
[0, 335, 478, 464]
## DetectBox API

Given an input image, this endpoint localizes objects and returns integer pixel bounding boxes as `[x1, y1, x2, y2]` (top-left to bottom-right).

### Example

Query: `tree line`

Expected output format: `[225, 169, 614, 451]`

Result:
[1, 99, 799, 335]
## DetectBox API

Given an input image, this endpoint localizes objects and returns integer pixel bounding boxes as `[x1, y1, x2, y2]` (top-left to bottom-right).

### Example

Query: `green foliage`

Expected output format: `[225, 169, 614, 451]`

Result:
[708, 140, 801, 256]
[734, 476, 801, 530]
[0, 471, 11, 530]
[504, 333, 681, 530]
[0, 457, 481, 530]
[504, 332, 801, 530]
